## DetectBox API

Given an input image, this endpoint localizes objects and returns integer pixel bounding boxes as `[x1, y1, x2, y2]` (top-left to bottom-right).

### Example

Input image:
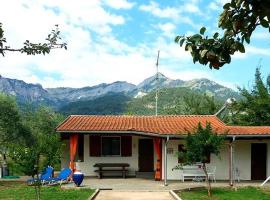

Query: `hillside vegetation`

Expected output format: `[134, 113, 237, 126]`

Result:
[59, 93, 131, 115]
[59, 87, 223, 116]
[127, 87, 223, 115]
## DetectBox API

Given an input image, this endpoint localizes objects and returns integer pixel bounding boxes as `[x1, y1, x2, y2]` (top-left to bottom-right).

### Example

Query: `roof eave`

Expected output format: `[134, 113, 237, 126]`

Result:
[56, 130, 188, 138]
[56, 130, 270, 138]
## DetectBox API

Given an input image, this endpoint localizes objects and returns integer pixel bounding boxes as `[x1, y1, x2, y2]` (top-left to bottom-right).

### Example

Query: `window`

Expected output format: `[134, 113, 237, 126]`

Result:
[101, 136, 121, 156]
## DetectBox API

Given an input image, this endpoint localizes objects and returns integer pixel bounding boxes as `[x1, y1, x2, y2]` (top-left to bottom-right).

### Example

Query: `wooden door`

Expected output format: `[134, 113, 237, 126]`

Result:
[251, 143, 267, 180]
[138, 139, 154, 172]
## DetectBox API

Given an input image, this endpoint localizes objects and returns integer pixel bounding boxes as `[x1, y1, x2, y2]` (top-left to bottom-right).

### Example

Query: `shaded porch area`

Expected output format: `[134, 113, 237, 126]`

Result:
[62, 133, 164, 181]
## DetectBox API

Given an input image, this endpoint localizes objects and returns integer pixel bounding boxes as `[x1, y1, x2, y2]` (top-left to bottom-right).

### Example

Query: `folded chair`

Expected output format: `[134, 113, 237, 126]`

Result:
[27, 166, 54, 185]
[47, 168, 72, 185]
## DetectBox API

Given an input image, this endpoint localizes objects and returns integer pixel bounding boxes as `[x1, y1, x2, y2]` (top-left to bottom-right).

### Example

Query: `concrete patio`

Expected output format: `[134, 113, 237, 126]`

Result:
[62, 177, 268, 191]
[95, 191, 174, 200]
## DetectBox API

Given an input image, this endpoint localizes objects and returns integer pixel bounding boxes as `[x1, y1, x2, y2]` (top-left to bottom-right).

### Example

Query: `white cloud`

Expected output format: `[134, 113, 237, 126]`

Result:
[139, 1, 180, 20]
[0, 0, 214, 89]
[209, 2, 219, 11]
[232, 45, 270, 60]
[232, 52, 246, 59]
[214, 80, 238, 90]
[184, 3, 201, 14]
[207, 0, 229, 12]
[163, 69, 212, 81]
[139, 1, 201, 29]
[220, 0, 230, 5]
[252, 31, 270, 40]
[157, 23, 176, 38]
[102, 0, 135, 9]
[246, 46, 270, 56]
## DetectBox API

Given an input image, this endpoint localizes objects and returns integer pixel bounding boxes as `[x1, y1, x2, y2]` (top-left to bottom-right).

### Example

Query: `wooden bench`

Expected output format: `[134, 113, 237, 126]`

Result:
[93, 163, 130, 179]
[180, 165, 206, 182]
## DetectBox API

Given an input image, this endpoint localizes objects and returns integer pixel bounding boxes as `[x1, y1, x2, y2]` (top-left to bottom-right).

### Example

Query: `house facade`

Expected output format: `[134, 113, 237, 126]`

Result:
[57, 115, 270, 184]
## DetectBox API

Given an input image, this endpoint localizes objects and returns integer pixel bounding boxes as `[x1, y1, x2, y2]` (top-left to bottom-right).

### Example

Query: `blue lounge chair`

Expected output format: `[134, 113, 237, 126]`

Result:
[27, 166, 54, 185]
[47, 168, 72, 185]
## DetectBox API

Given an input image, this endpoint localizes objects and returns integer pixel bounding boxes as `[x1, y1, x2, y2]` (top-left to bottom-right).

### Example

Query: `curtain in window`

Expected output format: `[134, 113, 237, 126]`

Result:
[69, 134, 79, 172]
[154, 138, 162, 181]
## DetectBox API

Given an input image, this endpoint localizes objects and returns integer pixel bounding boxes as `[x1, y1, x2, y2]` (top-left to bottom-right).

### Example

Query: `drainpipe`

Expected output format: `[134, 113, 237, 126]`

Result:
[164, 136, 169, 186]
[229, 136, 236, 186]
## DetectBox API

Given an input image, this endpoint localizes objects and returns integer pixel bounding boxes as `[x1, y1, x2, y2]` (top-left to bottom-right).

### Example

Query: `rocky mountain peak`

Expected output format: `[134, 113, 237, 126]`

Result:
[0, 73, 240, 108]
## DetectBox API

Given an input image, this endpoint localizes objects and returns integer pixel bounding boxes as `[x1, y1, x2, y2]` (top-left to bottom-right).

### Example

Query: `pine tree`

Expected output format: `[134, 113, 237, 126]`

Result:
[233, 68, 270, 125]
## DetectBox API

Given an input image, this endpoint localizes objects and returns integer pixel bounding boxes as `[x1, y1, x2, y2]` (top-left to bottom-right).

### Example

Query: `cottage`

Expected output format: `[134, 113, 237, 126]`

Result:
[56, 115, 270, 185]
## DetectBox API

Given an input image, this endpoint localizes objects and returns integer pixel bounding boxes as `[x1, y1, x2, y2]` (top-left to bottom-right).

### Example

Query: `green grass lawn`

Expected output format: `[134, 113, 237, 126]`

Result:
[179, 187, 270, 200]
[0, 181, 95, 200]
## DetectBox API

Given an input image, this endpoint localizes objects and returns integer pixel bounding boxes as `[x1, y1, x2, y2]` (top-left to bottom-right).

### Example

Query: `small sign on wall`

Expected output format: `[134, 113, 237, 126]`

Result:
[167, 148, 174, 154]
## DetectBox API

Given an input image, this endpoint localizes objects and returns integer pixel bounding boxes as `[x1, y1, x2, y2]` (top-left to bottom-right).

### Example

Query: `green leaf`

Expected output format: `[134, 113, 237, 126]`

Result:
[191, 34, 202, 41]
[236, 0, 242, 7]
[260, 19, 269, 28]
[223, 3, 231, 9]
[179, 38, 185, 47]
[238, 43, 245, 53]
[187, 45, 193, 52]
[245, 35, 250, 44]
[200, 49, 208, 58]
[231, 0, 236, 8]
[175, 36, 181, 43]
[200, 27, 206, 35]
[213, 32, 219, 39]
[193, 53, 199, 63]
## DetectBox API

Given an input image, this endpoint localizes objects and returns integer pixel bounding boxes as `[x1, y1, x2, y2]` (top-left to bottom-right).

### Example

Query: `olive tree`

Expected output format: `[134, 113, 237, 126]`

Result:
[176, 123, 225, 197]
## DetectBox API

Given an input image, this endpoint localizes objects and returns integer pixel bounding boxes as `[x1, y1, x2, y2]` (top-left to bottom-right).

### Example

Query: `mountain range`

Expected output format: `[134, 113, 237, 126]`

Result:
[0, 73, 240, 114]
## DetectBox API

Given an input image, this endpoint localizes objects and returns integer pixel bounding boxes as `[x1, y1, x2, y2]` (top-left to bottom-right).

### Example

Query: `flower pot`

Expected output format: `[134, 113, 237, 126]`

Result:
[73, 171, 84, 187]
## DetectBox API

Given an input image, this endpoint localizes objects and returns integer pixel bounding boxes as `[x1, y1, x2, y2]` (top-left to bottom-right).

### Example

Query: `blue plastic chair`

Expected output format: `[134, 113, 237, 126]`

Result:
[48, 168, 72, 185]
[27, 166, 54, 185]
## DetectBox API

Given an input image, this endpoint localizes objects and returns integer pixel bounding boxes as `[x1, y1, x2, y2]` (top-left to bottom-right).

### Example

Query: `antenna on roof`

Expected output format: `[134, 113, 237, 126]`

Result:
[155, 50, 160, 116]
[215, 98, 235, 116]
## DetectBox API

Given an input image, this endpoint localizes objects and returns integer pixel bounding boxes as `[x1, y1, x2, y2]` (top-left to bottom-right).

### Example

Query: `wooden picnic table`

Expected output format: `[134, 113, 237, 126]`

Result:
[93, 163, 130, 179]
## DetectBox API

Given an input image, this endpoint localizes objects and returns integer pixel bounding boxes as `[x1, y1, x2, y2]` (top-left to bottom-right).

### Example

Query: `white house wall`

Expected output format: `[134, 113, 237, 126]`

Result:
[163, 139, 270, 181]
[61, 139, 70, 169]
[61, 135, 157, 177]
[61, 136, 270, 181]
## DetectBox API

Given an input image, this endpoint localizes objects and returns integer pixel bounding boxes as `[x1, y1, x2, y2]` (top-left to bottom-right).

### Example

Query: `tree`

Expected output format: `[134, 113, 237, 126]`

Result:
[175, 0, 270, 69]
[176, 123, 225, 197]
[231, 68, 270, 125]
[9, 106, 64, 200]
[10, 107, 64, 175]
[182, 94, 222, 115]
[0, 23, 67, 56]
[165, 92, 222, 115]
[0, 94, 30, 160]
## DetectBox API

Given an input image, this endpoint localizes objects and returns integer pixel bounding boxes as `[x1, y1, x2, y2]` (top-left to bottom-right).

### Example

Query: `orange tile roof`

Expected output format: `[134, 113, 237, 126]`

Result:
[56, 115, 270, 136]
[226, 126, 270, 135]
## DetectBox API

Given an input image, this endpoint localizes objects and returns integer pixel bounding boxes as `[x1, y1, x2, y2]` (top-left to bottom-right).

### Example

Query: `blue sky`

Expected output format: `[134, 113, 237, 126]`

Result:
[0, 0, 269, 89]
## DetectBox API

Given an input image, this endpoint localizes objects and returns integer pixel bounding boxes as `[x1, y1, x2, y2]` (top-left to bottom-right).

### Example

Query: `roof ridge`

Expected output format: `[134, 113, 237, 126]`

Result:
[212, 116, 227, 126]
[55, 115, 72, 131]
[228, 125, 270, 128]
[69, 114, 217, 117]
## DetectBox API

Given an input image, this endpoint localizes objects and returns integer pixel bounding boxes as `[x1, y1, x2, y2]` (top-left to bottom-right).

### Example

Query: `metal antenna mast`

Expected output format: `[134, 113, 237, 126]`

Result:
[155, 50, 160, 116]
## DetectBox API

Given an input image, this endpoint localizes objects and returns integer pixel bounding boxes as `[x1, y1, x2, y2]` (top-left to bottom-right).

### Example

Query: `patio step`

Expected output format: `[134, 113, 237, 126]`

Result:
[136, 172, 155, 179]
